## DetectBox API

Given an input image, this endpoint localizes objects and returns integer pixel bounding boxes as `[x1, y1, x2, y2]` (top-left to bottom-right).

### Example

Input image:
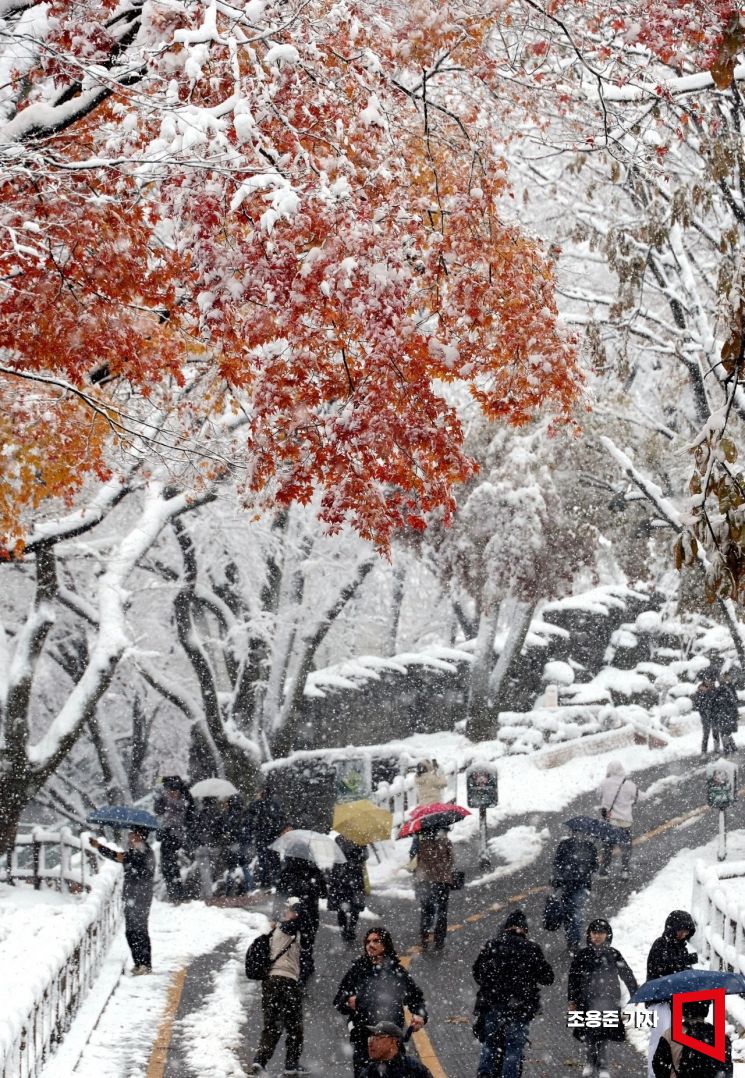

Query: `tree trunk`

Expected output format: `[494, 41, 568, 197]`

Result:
[0, 760, 32, 860]
[465, 602, 500, 742]
[487, 599, 537, 716]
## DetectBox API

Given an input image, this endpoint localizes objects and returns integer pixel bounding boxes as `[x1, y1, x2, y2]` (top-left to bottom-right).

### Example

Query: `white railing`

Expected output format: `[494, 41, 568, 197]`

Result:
[370, 759, 459, 833]
[5, 827, 97, 892]
[691, 858, 745, 1032]
[0, 846, 122, 1078]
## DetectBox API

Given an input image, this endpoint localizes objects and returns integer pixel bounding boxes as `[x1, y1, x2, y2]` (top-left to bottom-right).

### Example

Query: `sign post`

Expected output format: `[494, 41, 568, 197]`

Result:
[466, 763, 499, 871]
[706, 760, 737, 862]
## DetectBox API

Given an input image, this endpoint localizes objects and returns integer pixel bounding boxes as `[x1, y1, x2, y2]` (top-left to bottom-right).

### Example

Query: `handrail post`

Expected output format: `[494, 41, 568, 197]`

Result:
[32, 827, 42, 891]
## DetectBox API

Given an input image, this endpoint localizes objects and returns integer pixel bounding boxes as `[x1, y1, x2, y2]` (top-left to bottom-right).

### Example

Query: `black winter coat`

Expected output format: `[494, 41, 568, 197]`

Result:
[334, 956, 427, 1040]
[277, 856, 327, 911]
[652, 1023, 732, 1077]
[713, 684, 739, 734]
[359, 1051, 433, 1078]
[647, 912, 697, 981]
[473, 930, 554, 1022]
[328, 837, 368, 912]
[98, 843, 154, 915]
[247, 795, 286, 849]
[568, 944, 638, 1043]
[552, 837, 599, 891]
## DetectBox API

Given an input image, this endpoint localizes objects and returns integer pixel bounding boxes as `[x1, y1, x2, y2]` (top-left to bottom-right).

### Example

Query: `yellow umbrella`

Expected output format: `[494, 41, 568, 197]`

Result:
[332, 800, 393, 845]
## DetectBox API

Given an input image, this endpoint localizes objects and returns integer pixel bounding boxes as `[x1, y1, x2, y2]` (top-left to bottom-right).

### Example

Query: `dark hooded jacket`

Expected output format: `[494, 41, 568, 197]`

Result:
[568, 919, 638, 1042]
[647, 910, 697, 982]
[473, 914, 555, 1022]
[334, 956, 427, 1039]
[552, 836, 599, 891]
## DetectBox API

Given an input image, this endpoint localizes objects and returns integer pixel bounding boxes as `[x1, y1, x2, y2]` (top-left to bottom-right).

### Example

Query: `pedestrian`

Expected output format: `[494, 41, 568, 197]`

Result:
[334, 926, 427, 1077]
[414, 759, 447, 807]
[552, 832, 599, 954]
[415, 827, 454, 952]
[248, 783, 287, 888]
[191, 795, 223, 899]
[714, 672, 739, 755]
[328, 833, 368, 942]
[251, 896, 310, 1076]
[472, 908, 554, 1078]
[358, 1023, 433, 1077]
[90, 829, 155, 974]
[568, 918, 638, 1078]
[645, 910, 697, 1078]
[652, 999, 733, 1077]
[276, 853, 327, 984]
[693, 671, 720, 756]
[154, 775, 194, 903]
[597, 761, 645, 879]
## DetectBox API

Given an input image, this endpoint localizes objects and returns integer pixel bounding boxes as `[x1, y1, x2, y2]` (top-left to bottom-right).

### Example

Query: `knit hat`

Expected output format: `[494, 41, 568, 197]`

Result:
[504, 909, 528, 931]
[367, 1022, 404, 1040]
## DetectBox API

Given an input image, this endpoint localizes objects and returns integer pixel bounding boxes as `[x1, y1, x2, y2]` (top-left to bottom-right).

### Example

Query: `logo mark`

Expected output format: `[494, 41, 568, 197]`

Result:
[671, 988, 726, 1063]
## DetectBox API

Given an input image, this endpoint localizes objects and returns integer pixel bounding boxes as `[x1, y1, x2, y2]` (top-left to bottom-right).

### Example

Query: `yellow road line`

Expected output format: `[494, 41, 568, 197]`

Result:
[146, 966, 188, 1078]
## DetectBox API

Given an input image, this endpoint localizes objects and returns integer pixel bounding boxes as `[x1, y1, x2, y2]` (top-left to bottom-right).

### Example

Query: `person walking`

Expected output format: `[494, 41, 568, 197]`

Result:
[90, 829, 155, 974]
[415, 827, 454, 952]
[328, 834, 368, 942]
[334, 927, 427, 1077]
[472, 908, 554, 1078]
[714, 673, 739, 755]
[414, 760, 448, 807]
[154, 775, 194, 903]
[645, 911, 697, 1078]
[693, 672, 720, 756]
[552, 832, 599, 954]
[248, 784, 287, 888]
[597, 761, 645, 879]
[251, 896, 309, 1076]
[652, 999, 733, 1077]
[358, 1023, 433, 1077]
[568, 918, 638, 1078]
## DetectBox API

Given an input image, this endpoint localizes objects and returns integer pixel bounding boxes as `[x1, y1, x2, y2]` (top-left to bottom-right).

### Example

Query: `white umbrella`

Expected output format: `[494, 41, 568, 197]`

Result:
[189, 778, 238, 799]
[270, 829, 346, 869]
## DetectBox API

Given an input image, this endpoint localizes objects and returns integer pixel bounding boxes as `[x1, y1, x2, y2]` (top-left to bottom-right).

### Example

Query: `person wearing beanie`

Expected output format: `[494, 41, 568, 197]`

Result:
[568, 918, 638, 1078]
[472, 908, 554, 1078]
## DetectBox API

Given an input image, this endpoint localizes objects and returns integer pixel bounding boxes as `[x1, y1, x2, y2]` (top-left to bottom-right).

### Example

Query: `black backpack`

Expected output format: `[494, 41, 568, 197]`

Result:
[244, 930, 294, 980]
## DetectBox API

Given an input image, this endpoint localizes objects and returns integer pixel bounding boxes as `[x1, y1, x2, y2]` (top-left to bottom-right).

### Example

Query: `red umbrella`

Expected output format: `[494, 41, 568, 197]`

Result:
[398, 804, 471, 839]
[410, 802, 470, 820]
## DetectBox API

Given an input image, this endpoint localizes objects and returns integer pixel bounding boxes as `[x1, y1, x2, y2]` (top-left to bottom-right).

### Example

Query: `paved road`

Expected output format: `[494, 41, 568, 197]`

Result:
[160, 750, 726, 1076]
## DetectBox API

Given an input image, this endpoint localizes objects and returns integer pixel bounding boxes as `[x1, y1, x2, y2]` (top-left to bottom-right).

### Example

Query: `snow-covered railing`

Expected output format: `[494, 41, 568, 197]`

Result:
[0, 861, 122, 1078]
[691, 858, 745, 1032]
[4, 827, 96, 892]
[370, 760, 459, 832]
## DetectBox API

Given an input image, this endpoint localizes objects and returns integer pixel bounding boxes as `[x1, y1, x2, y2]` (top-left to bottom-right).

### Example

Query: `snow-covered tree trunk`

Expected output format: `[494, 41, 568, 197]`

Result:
[487, 598, 537, 716]
[465, 602, 500, 742]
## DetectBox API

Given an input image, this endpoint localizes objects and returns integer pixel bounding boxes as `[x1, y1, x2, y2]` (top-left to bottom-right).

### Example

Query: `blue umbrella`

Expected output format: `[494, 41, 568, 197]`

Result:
[630, 969, 745, 1004]
[86, 806, 159, 831]
[564, 815, 623, 843]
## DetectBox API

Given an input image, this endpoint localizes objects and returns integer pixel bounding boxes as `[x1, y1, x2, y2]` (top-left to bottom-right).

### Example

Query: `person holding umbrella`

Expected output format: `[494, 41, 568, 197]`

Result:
[90, 828, 155, 974]
[645, 911, 697, 1078]
[415, 825, 454, 952]
[568, 918, 638, 1078]
[334, 926, 427, 1077]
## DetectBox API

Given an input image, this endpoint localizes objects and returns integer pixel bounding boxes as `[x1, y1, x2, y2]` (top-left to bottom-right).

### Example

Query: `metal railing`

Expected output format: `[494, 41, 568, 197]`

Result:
[0, 840, 122, 1078]
[4, 826, 97, 892]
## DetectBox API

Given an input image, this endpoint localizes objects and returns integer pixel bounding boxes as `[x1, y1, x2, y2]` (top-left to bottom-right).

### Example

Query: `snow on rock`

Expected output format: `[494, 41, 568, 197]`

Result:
[543, 660, 575, 685]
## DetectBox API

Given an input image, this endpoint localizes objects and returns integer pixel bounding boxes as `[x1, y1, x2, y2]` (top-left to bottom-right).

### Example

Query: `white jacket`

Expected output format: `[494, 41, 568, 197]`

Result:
[598, 762, 645, 827]
[415, 767, 448, 806]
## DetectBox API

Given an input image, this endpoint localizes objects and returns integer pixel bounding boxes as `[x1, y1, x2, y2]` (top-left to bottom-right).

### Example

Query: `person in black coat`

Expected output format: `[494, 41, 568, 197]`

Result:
[568, 918, 638, 1078]
[473, 908, 554, 1078]
[652, 1000, 733, 1077]
[247, 785, 286, 887]
[693, 673, 720, 755]
[154, 776, 194, 903]
[552, 834, 599, 954]
[645, 910, 697, 1077]
[714, 676, 739, 754]
[358, 1022, 433, 1077]
[90, 828, 155, 973]
[328, 835, 368, 942]
[334, 927, 427, 1077]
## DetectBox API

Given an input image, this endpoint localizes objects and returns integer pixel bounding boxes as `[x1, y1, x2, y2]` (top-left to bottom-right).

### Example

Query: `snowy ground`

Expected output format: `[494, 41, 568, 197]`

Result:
[1, 719, 740, 1077]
